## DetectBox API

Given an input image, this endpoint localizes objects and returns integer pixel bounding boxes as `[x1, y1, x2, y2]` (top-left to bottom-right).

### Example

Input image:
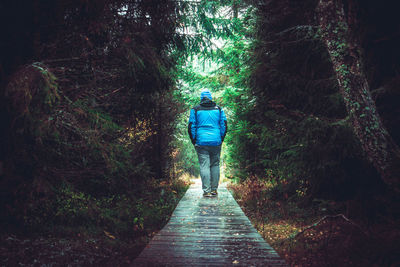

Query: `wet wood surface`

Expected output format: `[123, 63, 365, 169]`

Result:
[133, 179, 287, 266]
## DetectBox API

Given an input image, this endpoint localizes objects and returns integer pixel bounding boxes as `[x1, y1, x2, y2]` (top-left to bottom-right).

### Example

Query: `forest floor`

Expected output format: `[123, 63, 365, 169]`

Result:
[228, 180, 400, 267]
[2, 176, 399, 266]
[0, 234, 141, 266]
[0, 176, 191, 266]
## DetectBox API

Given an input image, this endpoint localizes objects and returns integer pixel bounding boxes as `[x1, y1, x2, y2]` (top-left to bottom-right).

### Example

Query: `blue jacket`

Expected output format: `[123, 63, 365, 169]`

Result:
[188, 98, 227, 146]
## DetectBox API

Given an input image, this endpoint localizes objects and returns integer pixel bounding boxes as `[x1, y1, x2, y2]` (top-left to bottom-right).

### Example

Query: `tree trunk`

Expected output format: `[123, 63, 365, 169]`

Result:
[317, 0, 400, 191]
[232, 0, 239, 19]
[32, 0, 41, 58]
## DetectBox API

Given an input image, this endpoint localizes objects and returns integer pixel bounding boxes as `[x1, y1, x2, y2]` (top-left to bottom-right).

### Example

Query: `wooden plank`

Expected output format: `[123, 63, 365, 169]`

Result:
[133, 179, 287, 266]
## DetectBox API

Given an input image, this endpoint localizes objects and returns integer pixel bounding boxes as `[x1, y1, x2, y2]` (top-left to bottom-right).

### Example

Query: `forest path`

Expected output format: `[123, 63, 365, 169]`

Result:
[133, 179, 287, 266]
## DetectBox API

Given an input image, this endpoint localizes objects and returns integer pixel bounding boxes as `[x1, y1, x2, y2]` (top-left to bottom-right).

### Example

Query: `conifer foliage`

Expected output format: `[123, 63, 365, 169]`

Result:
[0, 0, 185, 235]
[222, 0, 399, 202]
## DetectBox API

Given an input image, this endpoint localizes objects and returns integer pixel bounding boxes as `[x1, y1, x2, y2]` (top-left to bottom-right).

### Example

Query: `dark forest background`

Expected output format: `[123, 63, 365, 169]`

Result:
[1, 0, 399, 266]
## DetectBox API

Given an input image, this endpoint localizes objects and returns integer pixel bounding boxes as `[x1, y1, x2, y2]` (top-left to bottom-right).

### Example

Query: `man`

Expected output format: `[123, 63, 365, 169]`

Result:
[188, 89, 227, 197]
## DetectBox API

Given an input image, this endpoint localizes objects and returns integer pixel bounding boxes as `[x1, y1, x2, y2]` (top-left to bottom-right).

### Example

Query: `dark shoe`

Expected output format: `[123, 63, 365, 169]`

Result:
[203, 192, 212, 197]
[211, 190, 218, 196]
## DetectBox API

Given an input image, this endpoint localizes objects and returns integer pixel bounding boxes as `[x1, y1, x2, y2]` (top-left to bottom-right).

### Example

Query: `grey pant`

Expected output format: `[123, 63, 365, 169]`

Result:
[195, 145, 222, 193]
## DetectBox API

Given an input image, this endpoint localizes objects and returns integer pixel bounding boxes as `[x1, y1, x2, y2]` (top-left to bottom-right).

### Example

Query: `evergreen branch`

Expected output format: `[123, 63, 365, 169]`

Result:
[275, 25, 317, 36]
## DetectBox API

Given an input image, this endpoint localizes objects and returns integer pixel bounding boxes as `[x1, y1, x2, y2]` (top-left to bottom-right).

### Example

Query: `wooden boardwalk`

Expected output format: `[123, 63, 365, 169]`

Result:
[133, 179, 287, 266]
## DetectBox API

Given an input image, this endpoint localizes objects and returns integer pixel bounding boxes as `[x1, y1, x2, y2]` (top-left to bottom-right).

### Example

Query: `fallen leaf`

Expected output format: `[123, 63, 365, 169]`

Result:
[104, 230, 116, 239]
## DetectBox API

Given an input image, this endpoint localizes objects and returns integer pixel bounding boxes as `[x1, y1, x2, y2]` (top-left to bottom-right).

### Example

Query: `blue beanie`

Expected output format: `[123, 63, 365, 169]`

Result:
[200, 89, 212, 100]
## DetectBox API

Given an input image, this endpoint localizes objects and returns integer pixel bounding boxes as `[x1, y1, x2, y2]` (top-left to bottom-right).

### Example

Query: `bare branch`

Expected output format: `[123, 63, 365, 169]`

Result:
[294, 214, 368, 238]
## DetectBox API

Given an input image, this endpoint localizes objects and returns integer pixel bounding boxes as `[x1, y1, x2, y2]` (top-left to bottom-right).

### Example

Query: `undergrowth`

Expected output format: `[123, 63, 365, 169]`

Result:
[229, 178, 400, 267]
[29, 177, 190, 238]
[1, 175, 190, 266]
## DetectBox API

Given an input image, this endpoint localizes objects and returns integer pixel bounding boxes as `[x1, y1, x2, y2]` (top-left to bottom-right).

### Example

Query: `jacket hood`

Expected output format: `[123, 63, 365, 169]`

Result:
[200, 90, 212, 100]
